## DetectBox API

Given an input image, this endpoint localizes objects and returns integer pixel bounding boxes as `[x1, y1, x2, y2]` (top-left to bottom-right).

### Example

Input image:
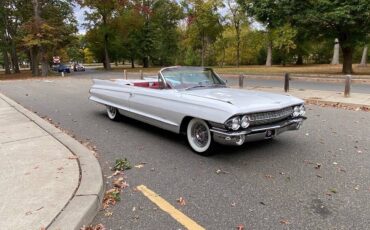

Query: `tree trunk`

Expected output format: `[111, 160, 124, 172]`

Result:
[11, 42, 20, 73]
[236, 27, 240, 68]
[31, 0, 41, 76]
[331, 38, 340, 65]
[103, 34, 111, 70]
[30, 47, 40, 76]
[201, 32, 205, 66]
[40, 47, 48, 76]
[341, 46, 353, 74]
[3, 50, 11, 74]
[142, 57, 149, 68]
[41, 61, 49, 76]
[221, 46, 225, 68]
[359, 45, 368, 67]
[266, 41, 272, 67]
[131, 57, 135, 68]
[28, 49, 32, 71]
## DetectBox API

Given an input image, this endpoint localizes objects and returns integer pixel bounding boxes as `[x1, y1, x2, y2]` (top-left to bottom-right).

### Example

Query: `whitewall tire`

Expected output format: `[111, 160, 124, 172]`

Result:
[187, 118, 213, 155]
[106, 106, 120, 121]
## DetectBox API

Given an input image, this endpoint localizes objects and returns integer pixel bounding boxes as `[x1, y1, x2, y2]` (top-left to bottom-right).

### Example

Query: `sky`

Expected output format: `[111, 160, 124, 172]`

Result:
[74, 6, 88, 34]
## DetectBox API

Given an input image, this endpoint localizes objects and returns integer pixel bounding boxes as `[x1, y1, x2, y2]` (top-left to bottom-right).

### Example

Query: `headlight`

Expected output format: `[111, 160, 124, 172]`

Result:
[292, 106, 300, 117]
[241, 115, 250, 128]
[225, 117, 241, 130]
[299, 105, 305, 116]
[292, 105, 305, 117]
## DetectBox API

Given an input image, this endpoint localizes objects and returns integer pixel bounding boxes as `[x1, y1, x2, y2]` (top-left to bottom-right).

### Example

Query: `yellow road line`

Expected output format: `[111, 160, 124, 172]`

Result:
[136, 185, 205, 230]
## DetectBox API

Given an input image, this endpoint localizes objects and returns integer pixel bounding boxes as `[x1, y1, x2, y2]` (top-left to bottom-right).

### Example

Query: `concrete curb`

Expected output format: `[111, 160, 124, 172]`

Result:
[0, 93, 104, 230]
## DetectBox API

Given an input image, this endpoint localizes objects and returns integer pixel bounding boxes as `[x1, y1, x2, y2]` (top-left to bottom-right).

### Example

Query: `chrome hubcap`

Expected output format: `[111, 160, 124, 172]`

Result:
[191, 122, 209, 147]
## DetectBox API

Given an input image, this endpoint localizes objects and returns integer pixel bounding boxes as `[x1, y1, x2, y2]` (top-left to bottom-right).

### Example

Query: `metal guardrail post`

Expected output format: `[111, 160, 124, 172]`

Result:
[284, 73, 290, 92]
[239, 74, 244, 88]
[140, 70, 143, 80]
[124, 70, 127, 80]
[344, 75, 351, 97]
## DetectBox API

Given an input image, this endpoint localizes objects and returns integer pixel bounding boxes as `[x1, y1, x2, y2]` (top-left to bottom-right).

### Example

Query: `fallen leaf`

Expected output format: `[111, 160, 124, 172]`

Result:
[280, 219, 290, 225]
[112, 177, 129, 190]
[265, 174, 273, 179]
[57, 167, 64, 171]
[329, 188, 337, 194]
[333, 162, 338, 165]
[80, 224, 106, 230]
[107, 170, 124, 179]
[68, 156, 79, 160]
[216, 169, 230, 174]
[104, 211, 113, 217]
[236, 224, 244, 230]
[259, 201, 266, 205]
[316, 174, 323, 178]
[354, 185, 360, 191]
[103, 188, 121, 209]
[134, 164, 144, 169]
[177, 197, 186, 206]
[231, 202, 236, 207]
[314, 163, 321, 169]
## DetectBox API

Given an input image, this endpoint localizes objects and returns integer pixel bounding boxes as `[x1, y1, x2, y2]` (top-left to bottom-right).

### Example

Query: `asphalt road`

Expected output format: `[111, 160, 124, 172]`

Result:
[1, 73, 370, 229]
[71, 69, 370, 94]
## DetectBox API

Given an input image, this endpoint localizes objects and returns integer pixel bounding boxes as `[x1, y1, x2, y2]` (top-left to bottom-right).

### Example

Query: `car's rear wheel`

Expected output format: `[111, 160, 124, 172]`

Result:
[186, 118, 214, 155]
[106, 106, 121, 121]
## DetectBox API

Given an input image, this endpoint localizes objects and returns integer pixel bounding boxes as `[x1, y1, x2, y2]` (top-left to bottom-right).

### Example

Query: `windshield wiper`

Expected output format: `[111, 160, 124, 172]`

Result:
[185, 85, 207, 90]
[185, 84, 226, 90]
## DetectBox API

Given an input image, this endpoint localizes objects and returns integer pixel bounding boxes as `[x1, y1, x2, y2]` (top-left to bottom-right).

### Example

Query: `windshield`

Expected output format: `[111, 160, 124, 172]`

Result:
[160, 67, 226, 90]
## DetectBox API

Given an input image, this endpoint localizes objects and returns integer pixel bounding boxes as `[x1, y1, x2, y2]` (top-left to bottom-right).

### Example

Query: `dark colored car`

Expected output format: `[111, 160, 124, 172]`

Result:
[57, 64, 70, 73]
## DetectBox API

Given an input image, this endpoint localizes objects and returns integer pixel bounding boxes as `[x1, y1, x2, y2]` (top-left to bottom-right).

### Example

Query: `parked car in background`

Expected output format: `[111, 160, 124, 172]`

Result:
[74, 63, 85, 72]
[57, 64, 70, 73]
[89, 66, 307, 155]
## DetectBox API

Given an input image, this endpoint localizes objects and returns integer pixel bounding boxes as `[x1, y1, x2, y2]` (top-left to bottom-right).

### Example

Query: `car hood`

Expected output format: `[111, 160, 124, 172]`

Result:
[181, 87, 303, 113]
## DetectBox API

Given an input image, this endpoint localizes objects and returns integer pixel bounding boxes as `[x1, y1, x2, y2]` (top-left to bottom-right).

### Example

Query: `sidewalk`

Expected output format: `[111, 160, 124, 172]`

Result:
[236, 86, 370, 109]
[0, 93, 103, 230]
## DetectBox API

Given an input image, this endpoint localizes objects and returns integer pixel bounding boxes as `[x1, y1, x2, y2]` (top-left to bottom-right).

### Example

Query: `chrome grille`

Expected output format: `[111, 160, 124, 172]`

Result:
[249, 107, 293, 126]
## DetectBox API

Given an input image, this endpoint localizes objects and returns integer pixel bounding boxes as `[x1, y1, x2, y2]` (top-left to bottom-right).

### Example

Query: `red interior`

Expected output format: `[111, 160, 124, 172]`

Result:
[133, 81, 160, 89]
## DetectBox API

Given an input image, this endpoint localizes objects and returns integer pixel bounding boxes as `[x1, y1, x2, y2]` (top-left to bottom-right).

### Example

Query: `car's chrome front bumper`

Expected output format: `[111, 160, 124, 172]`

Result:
[210, 117, 306, 146]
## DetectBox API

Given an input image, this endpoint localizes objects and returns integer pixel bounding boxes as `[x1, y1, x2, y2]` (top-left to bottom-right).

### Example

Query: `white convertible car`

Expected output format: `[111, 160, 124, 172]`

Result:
[89, 66, 306, 155]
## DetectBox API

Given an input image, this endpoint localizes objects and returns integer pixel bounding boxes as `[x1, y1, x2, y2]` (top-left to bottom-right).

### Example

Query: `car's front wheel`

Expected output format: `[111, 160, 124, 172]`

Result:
[187, 118, 214, 155]
[106, 106, 121, 121]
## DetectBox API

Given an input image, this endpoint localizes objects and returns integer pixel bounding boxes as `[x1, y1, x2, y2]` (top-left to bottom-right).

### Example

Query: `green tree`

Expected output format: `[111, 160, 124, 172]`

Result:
[271, 24, 297, 65]
[182, 0, 223, 66]
[22, 0, 77, 76]
[80, 0, 122, 70]
[225, 0, 247, 67]
[241, 0, 370, 73]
